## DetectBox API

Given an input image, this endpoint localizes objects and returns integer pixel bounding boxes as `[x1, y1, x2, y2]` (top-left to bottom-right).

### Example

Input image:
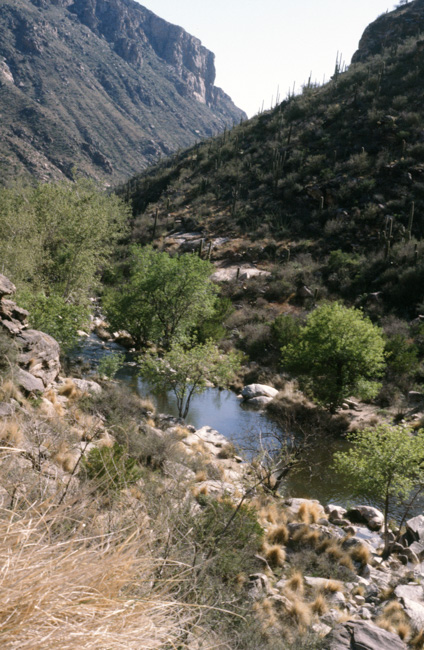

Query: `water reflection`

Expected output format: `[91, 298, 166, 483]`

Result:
[71, 335, 424, 518]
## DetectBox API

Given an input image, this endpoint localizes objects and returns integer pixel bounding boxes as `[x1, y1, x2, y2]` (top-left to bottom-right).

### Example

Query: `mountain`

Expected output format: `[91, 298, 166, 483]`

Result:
[119, 0, 424, 317]
[0, 0, 245, 184]
[352, 0, 424, 62]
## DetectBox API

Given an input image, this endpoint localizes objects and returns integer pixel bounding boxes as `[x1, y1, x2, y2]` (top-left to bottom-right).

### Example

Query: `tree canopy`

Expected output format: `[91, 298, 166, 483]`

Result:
[104, 246, 218, 348]
[139, 339, 242, 418]
[281, 302, 386, 411]
[0, 179, 129, 348]
[333, 424, 424, 554]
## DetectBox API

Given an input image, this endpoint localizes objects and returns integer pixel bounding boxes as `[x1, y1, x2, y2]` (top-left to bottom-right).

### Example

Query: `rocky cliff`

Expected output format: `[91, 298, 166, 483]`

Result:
[352, 0, 424, 63]
[0, 0, 245, 184]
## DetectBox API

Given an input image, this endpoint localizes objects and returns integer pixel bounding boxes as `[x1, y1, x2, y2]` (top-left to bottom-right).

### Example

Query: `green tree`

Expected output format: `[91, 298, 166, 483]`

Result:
[139, 340, 242, 418]
[104, 246, 218, 348]
[281, 303, 386, 411]
[0, 179, 129, 299]
[0, 179, 129, 350]
[16, 289, 90, 352]
[333, 424, 424, 555]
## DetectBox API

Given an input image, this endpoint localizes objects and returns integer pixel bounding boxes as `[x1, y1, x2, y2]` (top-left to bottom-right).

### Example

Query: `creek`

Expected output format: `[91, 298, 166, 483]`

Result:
[72, 334, 424, 520]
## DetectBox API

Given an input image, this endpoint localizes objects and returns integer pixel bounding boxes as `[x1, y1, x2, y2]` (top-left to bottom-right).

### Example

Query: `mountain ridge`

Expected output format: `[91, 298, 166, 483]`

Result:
[0, 0, 245, 184]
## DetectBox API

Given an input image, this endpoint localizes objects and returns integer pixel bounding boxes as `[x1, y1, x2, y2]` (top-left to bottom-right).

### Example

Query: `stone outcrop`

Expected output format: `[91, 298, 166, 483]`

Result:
[0, 274, 61, 392]
[352, 0, 424, 63]
[327, 620, 407, 649]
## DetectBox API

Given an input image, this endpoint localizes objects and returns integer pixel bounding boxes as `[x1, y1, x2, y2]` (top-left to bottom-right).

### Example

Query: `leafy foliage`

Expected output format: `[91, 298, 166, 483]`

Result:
[0, 179, 129, 350]
[333, 424, 424, 551]
[281, 303, 386, 411]
[97, 352, 126, 380]
[104, 246, 218, 348]
[139, 339, 243, 418]
[81, 443, 142, 495]
[17, 290, 90, 352]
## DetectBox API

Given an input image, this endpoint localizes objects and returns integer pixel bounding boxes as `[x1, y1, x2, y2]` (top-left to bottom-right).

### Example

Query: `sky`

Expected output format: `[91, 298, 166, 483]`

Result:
[138, 0, 398, 117]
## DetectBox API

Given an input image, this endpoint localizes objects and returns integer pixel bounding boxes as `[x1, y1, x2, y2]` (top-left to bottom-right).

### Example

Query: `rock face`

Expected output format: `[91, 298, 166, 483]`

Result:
[352, 1, 424, 63]
[327, 620, 407, 649]
[0, 276, 61, 391]
[0, 0, 246, 185]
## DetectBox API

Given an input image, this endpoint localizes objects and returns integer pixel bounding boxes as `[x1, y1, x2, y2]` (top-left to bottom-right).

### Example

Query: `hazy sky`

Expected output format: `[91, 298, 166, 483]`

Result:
[138, 0, 397, 117]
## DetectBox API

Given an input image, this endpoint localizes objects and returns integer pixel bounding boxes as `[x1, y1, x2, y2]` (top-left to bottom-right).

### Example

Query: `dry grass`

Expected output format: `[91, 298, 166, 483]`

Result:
[58, 379, 81, 400]
[349, 543, 372, 566]
[297, 502, 322, 524]
[217, 443, 236, 459]
[288, 597, 311, 628]
[311, 594, 328, 616]
[53, 441, 78, 473]
[291, 525, 321, 548]
[411, 629, 424, 648]
[139, 397, 155, 413]
[263, 544, 286, 568]
[377, 600, 411, 639]
[0, 418, 23, 446]
[0, 502, 192, 649]
[0, 379, 24, 403]
[285, 571, 304, 595]
[267, 524, 289, 545]
[252, 598, 278, 629]
[195, 470, 207, 483]
[322, 580, 343, 594]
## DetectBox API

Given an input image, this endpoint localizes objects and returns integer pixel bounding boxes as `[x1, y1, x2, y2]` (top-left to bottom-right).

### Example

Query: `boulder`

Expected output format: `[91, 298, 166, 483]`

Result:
[71, 378, 102, 396]
[1, 317, 23, 335]
[16, 329, 61, 387]
[410, 541, 424, 561]
[241, 384, 279, 400]
[406, 515, 424, 543]
[346, 505, 384, 531]
[394, 584, 424, 602]
[327, 620, 407, 649]
[15, 368, 44, 393]
[0, 299, 28, 323]
[325, 504, 347, 521]
[0, 274, 16, 297]
[246, 395, 273, 408]
[285, 497, 325, 518]
[399, 598, 424, 632]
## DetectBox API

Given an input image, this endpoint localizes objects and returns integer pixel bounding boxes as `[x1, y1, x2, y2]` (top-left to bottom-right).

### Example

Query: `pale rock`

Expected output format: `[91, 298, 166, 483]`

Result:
[246, 395, 273, 408]
[406, 515, 424, 543]
[241, 384, 279, 400]
[400, 597, 424, 632]
[325, 504, 347, 520]
[16, 329, 61, 387]
[359, 607, 373, 620]
[346, 505, 384, 530]
[285, 497, 325, 518]
[71, 378, 102, 395]
[312, 623, 332, 637]
[15, 368, 44, 393]
[394, 584, 424, 602]
[0, 274, 16, 297]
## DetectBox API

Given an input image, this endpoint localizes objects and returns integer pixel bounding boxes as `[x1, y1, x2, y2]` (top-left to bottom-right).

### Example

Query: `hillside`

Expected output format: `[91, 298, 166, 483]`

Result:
[120, 3, 424, 319]
[0, 0, 245, 185]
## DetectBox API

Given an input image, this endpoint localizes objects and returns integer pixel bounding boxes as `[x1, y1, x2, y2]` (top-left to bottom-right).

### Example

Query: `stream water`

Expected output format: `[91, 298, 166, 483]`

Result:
[72, 334, 424, 520]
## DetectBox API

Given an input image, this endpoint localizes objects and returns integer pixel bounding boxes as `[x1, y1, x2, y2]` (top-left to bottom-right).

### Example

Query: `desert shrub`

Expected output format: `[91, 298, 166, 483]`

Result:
[193, 497, 264, 585]
[81, 443, 142, 494]
[272, 313, 303, 349]
[80, 383, 153, 427]
[97, 351, 126, 379]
